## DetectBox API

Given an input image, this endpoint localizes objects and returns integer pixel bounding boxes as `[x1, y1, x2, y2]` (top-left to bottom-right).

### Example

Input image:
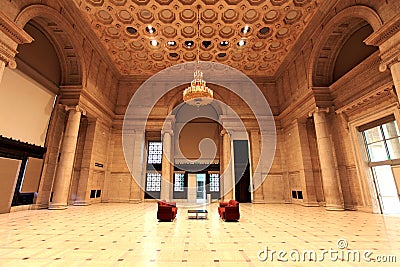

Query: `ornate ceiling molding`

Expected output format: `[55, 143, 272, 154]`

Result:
[72, 0, 320, 76]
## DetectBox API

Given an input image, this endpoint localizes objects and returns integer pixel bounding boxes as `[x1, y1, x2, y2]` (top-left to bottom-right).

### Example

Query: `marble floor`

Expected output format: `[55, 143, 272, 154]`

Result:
[0, 203, 399, 266]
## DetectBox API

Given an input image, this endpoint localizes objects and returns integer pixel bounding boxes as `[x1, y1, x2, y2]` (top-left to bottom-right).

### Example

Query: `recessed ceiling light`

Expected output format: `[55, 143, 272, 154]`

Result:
[202, 40, 212, 48]
[146, 26, 156, 34]
[167, 41, 176, 46]
[259, 27, 270, 35]
[126, 27, 137, 34]
[169, 52, 178, 58]
[220, 41, 229, 46]
[150, 40, 158, 46]
[185, 40, 194, 48]
[237, 40, 246, 47]
[218, 52, 227, 57]
[241, 26, 250, 34]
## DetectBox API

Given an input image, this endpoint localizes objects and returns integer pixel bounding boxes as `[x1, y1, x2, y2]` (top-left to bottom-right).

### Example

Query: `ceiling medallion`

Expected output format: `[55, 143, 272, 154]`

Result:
[182, 5, 213, 107]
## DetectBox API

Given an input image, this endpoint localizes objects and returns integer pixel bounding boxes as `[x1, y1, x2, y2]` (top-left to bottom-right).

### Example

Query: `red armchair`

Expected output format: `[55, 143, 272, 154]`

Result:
[218, 200, 240, 221]
[157, 200, 178, 221]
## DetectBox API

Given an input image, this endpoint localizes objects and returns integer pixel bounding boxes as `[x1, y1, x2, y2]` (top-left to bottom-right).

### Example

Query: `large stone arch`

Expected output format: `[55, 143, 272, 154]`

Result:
[15, 4, 85, 86]
[308, 5, 383, 87]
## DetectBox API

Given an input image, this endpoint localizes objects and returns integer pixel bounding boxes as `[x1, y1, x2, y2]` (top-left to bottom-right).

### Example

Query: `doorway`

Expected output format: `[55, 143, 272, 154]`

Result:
[233, 140, 252, 203]
[361, 118, 400, 214]
[188, 173, 207, 204]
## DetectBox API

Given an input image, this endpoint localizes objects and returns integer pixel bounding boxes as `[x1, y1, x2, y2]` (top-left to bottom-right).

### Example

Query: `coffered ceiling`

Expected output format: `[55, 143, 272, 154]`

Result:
[74, 0, 320, 76]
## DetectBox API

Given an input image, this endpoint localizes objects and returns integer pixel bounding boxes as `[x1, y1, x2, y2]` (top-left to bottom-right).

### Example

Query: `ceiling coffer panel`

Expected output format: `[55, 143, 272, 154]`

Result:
[78, 0, 319, 76]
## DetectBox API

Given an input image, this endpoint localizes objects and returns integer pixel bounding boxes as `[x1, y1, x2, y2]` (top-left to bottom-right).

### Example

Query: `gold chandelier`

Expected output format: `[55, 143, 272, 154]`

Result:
[183, 5, 213, 107]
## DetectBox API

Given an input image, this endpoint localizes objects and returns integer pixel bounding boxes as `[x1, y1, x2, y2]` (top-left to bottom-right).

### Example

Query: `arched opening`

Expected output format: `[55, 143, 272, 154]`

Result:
[173, 103, 222, 204]
[0, 20, 61, 208]
[333, 24, 378, 82]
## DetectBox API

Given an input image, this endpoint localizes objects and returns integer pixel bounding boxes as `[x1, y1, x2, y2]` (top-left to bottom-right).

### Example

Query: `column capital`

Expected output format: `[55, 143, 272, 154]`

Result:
[161, 115, 175, 136]
[220, 129, 228, 136]
[0, 10, 33, 68]
[308, 107, 331, 117]
[378, 50, 400, 72]
[63, 105, 86, 116]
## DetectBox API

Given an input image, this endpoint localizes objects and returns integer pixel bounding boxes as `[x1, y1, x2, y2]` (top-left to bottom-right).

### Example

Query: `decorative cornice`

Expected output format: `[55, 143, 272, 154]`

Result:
[0, 10, 33, 44]
[364, 16, 400, 47]
[0, 9, 33, 68]
[364, 16, 400, 71]
[335, 82, 395, 114]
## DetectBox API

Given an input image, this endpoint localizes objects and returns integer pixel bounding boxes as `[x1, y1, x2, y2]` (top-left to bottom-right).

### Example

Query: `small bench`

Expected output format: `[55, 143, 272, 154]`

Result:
[188, 209, 208, 219]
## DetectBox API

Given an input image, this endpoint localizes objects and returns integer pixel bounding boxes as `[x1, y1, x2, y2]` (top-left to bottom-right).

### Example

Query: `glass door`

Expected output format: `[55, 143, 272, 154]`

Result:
[196, 173, 206, 203]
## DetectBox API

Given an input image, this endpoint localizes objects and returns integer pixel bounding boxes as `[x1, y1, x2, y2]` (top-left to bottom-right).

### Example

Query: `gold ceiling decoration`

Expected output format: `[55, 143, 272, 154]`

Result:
[75, 0, 319, 76]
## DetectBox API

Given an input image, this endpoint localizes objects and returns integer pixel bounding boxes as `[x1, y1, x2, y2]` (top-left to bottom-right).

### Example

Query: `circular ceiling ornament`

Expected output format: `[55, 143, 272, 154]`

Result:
[219, 26, 234, 38]
[113, 41, 126, 50]
[270, 0, 289, 6]
[244, 62, 256, 70]
[294, 0, 312, 6]
[136, 51, 148, 60]
[137, 9, 154, 23]
[200, 52, 213, 61]
[155, 0, 173, 5]
[117, 10, 133, 23]
[231, 52, 244, 61]
[284, 10, 302, 24]
[96, 10, 113, 24]
[182, 26, 196, 38]
[263, 10, 279, 23]
[159, 9, 175, 23]
[162, 26, 177, 38]
[243, 9, 259, 23]
[269, 41, 283, 51]
[201, 9, 218, 23]
[151, 52, 164, 61]
[183, 52, 196, 61]
[222, 9, 238, 23]
[248, 52, 259, 61]
[200, 26, 215, 38]
[247, 0, 264, 5]
[130, 40, 144, 50]
[252, 41, 265, 51]
[106, 26, 119, 38]
[276, 27, 289, 38]
[119, 51, 131, 60]
[110, 0, 127, 5]
[180, 9, 196, 23]
[263, 53, 276, 61]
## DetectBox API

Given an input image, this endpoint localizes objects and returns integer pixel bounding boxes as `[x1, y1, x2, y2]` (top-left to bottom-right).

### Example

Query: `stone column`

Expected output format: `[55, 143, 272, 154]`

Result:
[250, 130, 264, 203]
[312, 108, 344, 210]
[161, 131, 173, 200]
[294, 119, 318, 206]
[129, 130, 145, 203]
[390, 62, 400, 103]
[221, 129, 233, 201]
[49, 106, 84, 209]
[74, 118, 98, 205]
